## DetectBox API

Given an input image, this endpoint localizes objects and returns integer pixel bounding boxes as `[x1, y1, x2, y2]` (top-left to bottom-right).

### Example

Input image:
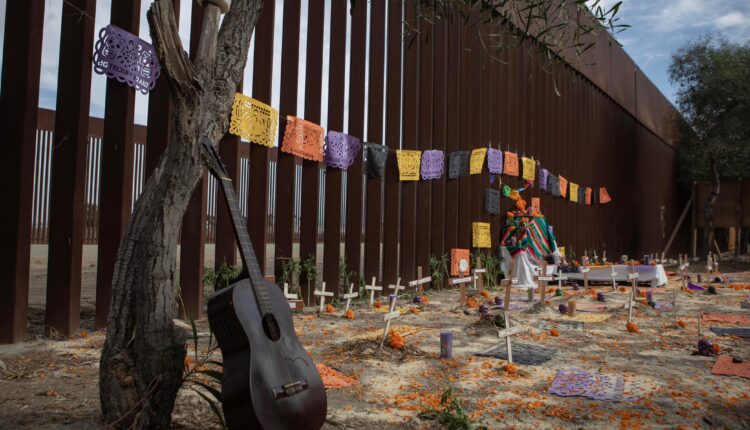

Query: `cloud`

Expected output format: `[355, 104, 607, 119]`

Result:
[715, 11, 750, 29]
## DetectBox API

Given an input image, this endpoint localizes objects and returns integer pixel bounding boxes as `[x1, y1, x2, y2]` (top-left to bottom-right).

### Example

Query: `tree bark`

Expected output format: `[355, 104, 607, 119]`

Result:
[99, 1, 263, 428]
[703, 159, 721, 259]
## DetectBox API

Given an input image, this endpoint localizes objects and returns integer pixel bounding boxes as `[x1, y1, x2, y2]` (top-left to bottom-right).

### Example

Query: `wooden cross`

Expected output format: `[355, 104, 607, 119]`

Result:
[610, 266, 618, 291]
[388, 277, 405, 296]
[679, 254, 689, 291]
[341, 282, 359, 312]
[536, 261, 551, 303]
[283, 283, 304, 311]
[450, 275, 475, 304]
[283, 283, 297, 300]
[557, 267, 567, 290]
[602, 250, 607, 264]
[365, 277, 382, 306]
[500, 269, 517, 363]
[627, 263, 639, 323]
[581, 256, 590, 291]
[380, 294, 400, 350]
[314, 282, 334, 313]
[409, 266, 432, 294]
[473, 260, 486, 291]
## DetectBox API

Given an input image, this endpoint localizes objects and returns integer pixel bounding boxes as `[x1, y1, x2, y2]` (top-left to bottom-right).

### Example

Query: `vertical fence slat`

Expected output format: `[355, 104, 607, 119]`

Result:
[382, 0, 403, 288]
[457, 19, 472, 249]
[95, 0, 141, 328]
[363, 0, 386, 283]
[415, 12, 433, 273]
[299, 0, 325, 302]
[443, 20, 460, 253]
[0, 0, 45, 343]
[45, 0, 97, 337]
[248, 1, 275, 276]
[274, 0, 302, 277]
[430, 19, 447, 267]
[344, 0, 367, 280]
[322, 0, 347, 295]
[399, 3, 419, 281]
[215, 130, 242, 268]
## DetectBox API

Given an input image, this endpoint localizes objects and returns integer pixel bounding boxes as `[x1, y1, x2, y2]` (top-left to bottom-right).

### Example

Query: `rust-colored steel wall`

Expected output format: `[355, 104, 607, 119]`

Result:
[3, 4, 690, 343]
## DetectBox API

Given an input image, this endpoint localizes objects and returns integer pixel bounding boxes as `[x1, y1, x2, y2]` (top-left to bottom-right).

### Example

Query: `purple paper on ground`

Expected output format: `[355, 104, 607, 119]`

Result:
[421, 150, 444, 179]
[688, 283, 705, 291]
[654, 302, 674, 310]
[548, 368, 639, 402]
[93, 25, 161, 94]
[325, 131, 361, 170]
[487, 148, 503, 174]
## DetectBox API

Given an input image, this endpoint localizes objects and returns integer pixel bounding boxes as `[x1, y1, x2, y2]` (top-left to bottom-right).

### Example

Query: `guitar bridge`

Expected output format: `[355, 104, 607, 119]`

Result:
[272, 379, 309, 399]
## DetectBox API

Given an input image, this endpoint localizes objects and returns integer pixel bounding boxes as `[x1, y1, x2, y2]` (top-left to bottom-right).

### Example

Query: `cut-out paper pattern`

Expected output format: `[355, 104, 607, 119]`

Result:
[548, 368, 639, 401]
[504, 151, 519, 176]
[470, 148, 487, 175]
[487, 148, 503, 174]
[451, 248, 470, 276]
[325, 131, 361, 170]
[538, 168, 549, 191]
[472, 222, 491, 248]
[281, 116, 325, 161]
[569, 183, 579, 203]
[365, 143, 388, 177]
[485, 189, 501, 215]
[531, 197, 541, 214]
[548, 175, 560, 197]
[521, 157, 536, 181]
[421, 150, 444, 180]
[93, 25, 161, 94]
[585, 187, 592, 205]
[396, 150, 421, 181]
[599, 187, 612, 204]
[448, 151, 470, 179]
[229, 93, 279, 148]
[502, 185, 512, 197]
[559, 176, 568, 198]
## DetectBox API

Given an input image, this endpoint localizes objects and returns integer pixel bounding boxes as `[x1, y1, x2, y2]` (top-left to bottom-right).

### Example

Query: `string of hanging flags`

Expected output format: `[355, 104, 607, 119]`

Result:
[208, 92, 615, 206]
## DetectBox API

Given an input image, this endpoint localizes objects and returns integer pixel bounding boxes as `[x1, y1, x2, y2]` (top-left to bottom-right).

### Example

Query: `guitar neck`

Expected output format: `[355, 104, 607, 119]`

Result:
[215, 175, 265, 286]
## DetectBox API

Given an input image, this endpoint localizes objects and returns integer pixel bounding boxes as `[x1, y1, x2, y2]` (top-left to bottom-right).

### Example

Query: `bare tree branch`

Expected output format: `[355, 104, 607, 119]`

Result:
[147, 1, 200, 100]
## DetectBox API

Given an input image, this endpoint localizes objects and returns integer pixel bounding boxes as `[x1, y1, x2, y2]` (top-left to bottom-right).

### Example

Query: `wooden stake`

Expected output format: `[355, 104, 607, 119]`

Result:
[365, 277, 382, 306]
[581, 256, 590, 291]
[380, 294, 400, 350]
[627, 263, 639, 323]
[538, 261, 549, 303]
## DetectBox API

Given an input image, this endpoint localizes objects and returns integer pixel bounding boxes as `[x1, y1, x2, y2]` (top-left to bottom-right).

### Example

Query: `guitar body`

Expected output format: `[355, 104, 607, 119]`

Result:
[208, 276, 327, 429]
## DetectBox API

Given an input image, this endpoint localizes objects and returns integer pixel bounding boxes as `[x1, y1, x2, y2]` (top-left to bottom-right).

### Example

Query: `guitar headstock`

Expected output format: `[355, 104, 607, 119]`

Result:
[200, 136, 229, 179]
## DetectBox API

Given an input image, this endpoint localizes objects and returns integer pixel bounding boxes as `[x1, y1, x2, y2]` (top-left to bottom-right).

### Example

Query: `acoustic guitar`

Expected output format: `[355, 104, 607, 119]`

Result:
[201, 137, 327, 429]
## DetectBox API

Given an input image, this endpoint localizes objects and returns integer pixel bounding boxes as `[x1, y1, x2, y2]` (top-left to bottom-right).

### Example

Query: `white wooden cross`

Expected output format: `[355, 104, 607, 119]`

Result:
[365, 277, 382, 306]
[450, 275, 475, 304]
[341, 282, 359, 312]
[679, 254, 689, 290]
[581, 256, 590, 291]
[408, 275, 432, 294]
[283, 283, 303, 311]
[610, 266, 618, 291]
[283, 283, 298, 300]
[388, 277, 405, 296]
[536, 261, 552, 303]
[314, 282, 334, 313]
[602, 250, 607, 264]
[380, 294, 401, 349]
[627, 264, 639, 323]
[473, 260, 486, 291]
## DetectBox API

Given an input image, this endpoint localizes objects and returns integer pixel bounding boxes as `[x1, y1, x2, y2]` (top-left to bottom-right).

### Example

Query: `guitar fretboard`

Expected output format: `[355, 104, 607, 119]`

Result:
[216, 175, 271, 309]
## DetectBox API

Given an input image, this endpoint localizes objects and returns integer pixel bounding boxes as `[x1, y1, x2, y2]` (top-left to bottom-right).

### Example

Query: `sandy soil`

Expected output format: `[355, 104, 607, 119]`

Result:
[2, 268, 750, 429]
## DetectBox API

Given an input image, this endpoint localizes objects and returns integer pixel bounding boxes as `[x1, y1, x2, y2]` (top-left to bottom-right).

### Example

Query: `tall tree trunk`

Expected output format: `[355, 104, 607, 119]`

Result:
[98, 1, 263, 428]
[703, 159, 721, 258]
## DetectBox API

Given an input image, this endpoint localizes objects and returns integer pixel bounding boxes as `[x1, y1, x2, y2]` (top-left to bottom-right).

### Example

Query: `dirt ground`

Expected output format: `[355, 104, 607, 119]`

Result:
[2, 265, 750, 429]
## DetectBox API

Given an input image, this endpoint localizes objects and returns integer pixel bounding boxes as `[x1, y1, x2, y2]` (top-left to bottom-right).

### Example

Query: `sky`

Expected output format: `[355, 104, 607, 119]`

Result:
[0, 0, 749, 126]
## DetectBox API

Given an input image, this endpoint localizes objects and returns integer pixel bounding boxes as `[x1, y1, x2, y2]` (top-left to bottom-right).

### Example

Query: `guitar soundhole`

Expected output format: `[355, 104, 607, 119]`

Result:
[262, 313, 282, 342]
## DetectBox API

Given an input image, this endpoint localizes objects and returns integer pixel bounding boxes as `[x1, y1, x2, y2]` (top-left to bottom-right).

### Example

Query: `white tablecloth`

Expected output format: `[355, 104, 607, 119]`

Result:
[499, 246, 668, 288]
[557, 265, 668, 287]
